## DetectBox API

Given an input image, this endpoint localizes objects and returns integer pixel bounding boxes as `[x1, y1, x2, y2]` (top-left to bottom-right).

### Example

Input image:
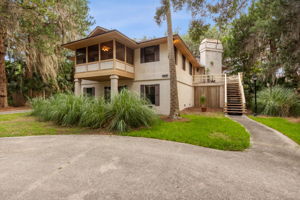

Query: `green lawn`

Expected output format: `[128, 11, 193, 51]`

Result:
[0, 113, 91, 137]
[124, 114, 250, 151]
[249, 116, 300, 145]
[0, 113, 250, 151]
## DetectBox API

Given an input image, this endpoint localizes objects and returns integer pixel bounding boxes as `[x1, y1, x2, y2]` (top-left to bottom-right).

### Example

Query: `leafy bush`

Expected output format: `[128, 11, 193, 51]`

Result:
[256, 86, 300, 116]
[31, 90, 157, 132]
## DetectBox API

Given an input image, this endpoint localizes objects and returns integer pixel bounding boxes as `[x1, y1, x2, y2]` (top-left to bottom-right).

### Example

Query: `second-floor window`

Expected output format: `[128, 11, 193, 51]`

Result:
[140, 45, 159, 63]
[76, 48, 86, 64]
[174, 46, 178, 65]
[101, 40, 113, 60]
[182, 55, 186, 70]
[88, 45, 99, 62]
[189, 62, 193, 75]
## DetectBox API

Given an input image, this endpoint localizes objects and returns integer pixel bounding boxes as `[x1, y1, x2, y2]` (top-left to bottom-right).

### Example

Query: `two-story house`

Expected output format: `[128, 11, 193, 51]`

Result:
[62, 26, 246, 115]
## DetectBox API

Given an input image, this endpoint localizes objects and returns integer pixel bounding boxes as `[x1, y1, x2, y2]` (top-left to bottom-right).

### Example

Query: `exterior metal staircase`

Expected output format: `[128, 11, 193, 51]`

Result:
[224, 73, 246, 115]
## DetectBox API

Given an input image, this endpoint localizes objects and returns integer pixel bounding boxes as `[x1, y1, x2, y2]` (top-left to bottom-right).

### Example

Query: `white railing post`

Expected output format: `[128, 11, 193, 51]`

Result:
[238, 72, 246, 111]
[224, 73, 227, 106]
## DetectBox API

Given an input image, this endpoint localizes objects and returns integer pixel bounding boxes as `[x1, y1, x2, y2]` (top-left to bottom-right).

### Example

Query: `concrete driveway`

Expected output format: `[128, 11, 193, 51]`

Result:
[0, 117, 299, 200]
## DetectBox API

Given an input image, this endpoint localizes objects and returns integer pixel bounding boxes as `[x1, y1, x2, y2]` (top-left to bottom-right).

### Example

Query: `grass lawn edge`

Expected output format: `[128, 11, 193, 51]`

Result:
[248, 115, 300, 147]
[0, 113, 251, 151]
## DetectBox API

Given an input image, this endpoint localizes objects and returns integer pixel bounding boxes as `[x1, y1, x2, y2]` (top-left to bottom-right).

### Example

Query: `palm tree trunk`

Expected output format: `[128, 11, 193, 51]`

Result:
[166, 1, 180, 119]
[0, 27, 8, 108]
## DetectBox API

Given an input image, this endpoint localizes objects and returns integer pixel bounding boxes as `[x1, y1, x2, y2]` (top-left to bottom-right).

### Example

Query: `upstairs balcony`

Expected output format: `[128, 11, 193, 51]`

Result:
[193, 74, 240, 85]
[73, 40, 135, 81]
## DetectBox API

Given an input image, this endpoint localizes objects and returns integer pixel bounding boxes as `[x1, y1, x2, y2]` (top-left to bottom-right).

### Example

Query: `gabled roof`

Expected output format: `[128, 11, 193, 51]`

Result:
[62, 27, 201, 67]
[88, 26, 109, 37]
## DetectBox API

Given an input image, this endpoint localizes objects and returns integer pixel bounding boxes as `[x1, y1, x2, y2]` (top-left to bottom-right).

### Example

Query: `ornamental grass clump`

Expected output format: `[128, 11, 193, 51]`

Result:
[257, 86, 300, 116]
[78, 97, 106, 128]
[31, 93, 88, 126]
[31, 90, 158, 132]
[105, 90, 158, 132]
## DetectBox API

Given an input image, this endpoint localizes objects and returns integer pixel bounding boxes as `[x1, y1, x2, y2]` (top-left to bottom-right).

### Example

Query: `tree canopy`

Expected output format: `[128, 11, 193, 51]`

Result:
[0, 0, 93, 106]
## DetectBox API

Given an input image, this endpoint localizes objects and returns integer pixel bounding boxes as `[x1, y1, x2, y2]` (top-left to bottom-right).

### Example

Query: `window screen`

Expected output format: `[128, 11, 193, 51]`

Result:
[101, 41, 113, 60]
[88, 45, 99, 62]
[126, 47, 134, 65]
[116, 41, 125, 61]
[76, 48, 86, 64]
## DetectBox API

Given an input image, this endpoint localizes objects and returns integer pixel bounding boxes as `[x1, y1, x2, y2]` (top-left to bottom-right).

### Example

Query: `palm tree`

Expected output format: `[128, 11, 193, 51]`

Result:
[155, 0, 180, 119]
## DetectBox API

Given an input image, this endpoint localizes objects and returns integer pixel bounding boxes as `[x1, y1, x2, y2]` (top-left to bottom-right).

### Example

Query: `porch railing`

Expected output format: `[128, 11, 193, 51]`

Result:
[238, 72, 246, 110]
[193, 74, 225, 84]
[224, 73, 227, 106]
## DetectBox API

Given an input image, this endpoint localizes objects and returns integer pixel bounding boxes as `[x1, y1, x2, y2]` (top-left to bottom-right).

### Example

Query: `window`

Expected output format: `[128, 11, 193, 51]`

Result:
[182, 55, 186, 70]
[174, 46, 178, 65]
[88, 45, 99, 62]
[116, 41, 125, 61]
[76, 48, 86, 64]
[140, 45, 159, 63]
[83, 87, 95, 97]
[126, 47, 134, 65]
[140, 84, 160, 106]
[101, 41, 113, 60]
[189, 62, 193, 75]
[118, 85, 127, 92]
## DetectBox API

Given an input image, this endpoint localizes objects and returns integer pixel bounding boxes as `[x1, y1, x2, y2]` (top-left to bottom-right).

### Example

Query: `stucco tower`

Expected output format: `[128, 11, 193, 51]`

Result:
[199, 39, 223, 74]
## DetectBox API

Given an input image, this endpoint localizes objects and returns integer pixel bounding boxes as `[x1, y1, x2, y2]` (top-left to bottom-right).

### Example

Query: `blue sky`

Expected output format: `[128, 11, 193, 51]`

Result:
[88, 0, 196, 39]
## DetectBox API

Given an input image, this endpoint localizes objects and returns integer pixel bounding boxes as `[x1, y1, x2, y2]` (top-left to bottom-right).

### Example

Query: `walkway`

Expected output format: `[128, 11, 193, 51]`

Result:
[0, 109, 31, 115]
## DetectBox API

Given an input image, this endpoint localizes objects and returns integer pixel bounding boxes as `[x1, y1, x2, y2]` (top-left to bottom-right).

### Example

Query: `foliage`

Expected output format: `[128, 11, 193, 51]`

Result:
[224, 0, 300, 99]
[182, 26, 225, 57]
[250, 116, 300, 145]
[4, 0, 93, 82]
[126, 114, 250, 151]
[0, 0, 93, 107]
[31, 90, 158, 132]
[105, 90, 158, 132]
[256, 86, 300, 116]
[199, 95, 206, 106]
[79, 98, 107, 129]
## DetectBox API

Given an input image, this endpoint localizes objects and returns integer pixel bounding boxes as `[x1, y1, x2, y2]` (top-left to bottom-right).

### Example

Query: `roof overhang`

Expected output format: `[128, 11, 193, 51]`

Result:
[62, 30, 200, 67]
[62, 30, 138, 50]
[173, 35, 200, 68]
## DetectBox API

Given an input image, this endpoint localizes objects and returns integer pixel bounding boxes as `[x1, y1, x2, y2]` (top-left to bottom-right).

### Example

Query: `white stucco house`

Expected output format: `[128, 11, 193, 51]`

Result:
[62, 26, 246, 115]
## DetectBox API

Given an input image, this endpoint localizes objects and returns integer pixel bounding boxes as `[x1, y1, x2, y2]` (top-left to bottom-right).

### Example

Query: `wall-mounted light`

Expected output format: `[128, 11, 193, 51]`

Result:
[173, 39, 180, 44]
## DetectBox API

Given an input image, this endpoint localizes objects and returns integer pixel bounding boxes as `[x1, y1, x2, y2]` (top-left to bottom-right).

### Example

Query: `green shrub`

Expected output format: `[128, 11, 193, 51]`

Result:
[256, 86, 300, 116]
[105, 90, 158, 132]
[30, 90, 157, 132]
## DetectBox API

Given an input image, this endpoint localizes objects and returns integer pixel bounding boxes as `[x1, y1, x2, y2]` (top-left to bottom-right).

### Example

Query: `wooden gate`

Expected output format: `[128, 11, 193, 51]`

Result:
[194, 85, 224, 108]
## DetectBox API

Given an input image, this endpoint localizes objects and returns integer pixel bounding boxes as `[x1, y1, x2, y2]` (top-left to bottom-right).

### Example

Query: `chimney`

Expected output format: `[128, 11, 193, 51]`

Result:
[199, 39, 223, 74]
